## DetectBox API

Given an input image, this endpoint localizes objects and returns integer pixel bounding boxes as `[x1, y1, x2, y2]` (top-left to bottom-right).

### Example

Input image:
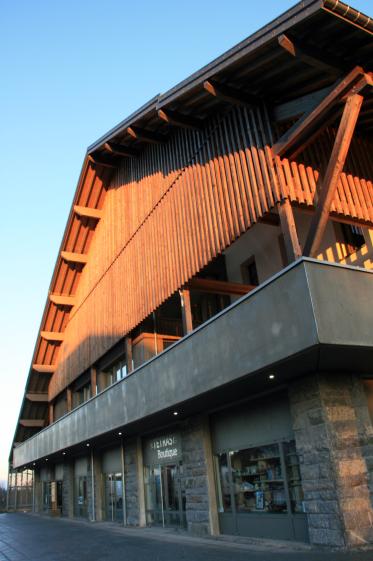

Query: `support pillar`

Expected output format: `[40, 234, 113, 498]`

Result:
[136, 437, 146, 527]
[91, 368, 97, 397]
[121, 440, 127, 526]
[289, 373, 373, 547]
[277, 198, 302, 264]
[66, 388, 72, 412]
[179, 289, 193, 334]
[62, 463, 74, 518]
[125, 337, 133, 374]
[201, 417, 220, 536]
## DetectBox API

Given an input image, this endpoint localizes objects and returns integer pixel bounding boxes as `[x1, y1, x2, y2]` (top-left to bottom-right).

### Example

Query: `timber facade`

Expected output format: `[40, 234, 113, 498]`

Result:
[8, 0, 373, 548]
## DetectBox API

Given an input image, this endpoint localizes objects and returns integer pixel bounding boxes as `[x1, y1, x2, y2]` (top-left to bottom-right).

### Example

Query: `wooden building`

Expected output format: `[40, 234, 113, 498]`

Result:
[8, 0, 373, 548]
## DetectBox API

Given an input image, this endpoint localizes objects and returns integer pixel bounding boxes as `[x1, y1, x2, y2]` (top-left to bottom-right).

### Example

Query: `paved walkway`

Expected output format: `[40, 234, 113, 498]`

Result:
[1, 513, 373, 561]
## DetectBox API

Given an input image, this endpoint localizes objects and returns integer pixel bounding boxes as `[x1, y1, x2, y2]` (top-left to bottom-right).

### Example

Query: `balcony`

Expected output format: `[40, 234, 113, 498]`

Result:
[13, 258, 373, 468]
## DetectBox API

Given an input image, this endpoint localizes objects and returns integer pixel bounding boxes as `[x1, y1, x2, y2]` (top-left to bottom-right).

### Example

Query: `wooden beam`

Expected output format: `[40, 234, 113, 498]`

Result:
[127, 126, 166, 144]
[258, 213, 280, 227]
[32, 364, 56, 374]
[49, 294, 76, 307]
[273, 86, 333, 122]
[187, 278, 255, 296]
[103, 142, 138, 158]
[277, 199, 302, 263]
[272, 66, 366, 159]
[125, 336, 133, 374]
[74, 205, 102, 220]
[87, 153, 118, 169]
[61, 251, 88, 265]
[26, 393, 48, 403]
[158, 109, 203, 130]
[278, 34, 344, 75]
[303, 93, 364, 258]
[66, 388, 72, 412]
[40, 331, 64, 343]
[19, 419, 45, 428]
[91, 367, 97, 397]
[49, 404, 54, 425]
[203, 80, 259, 106]
[179, 289, 193, 335]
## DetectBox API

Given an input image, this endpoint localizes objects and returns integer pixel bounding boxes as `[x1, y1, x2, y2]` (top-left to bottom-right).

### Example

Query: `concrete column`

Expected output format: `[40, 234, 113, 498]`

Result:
[62, 463, 74, 518]
[136, 437, 146, 527]
[289, 373, 373, 547]
[33, 470, 42, 513]
[201, 416, 220, 536]
[124, 440, 139, 526]
[92, 451, 103, 521]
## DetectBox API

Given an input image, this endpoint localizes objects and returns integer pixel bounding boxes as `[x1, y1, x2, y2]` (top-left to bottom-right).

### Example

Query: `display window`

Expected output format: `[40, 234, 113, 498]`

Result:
[215, 440, 304, 516]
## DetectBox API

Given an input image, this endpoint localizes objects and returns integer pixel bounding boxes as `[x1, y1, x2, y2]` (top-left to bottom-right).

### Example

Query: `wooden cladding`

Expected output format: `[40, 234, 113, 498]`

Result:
[48, 104, 373, 399]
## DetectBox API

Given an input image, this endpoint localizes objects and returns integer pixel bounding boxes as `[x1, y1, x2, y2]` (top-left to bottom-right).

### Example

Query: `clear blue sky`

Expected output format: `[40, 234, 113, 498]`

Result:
[0, 0, 371, 485]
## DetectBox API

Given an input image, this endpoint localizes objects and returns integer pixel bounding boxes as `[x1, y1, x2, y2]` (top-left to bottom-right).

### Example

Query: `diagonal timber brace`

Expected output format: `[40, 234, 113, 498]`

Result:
[272, 66, 371, 160]
[303, 93, 364, 257]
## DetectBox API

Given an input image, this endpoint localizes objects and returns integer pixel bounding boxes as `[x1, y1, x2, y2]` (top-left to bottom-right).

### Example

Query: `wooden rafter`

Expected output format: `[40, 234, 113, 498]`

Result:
[303, 93, 364, 258]
[278, 34, 344, 75]
[74, 205, 102, 220]
[40, 331, 64, 343]
[19, 419, 45, 428]
[26, 393, 48, 403]
[104, 142, 138, 158]
[127, 126, 166, 144]
[32, 364, 56, 374]
[158, 109, 203, 130]
[49, 294, 76, 307]
[61, 251, 88, 265]
[88, 153, 118, 169]
[272, 66, 369, 159]
[187, 278, 255, 296]
[273, 86, 333, 122]
[203, 80, 259, 106]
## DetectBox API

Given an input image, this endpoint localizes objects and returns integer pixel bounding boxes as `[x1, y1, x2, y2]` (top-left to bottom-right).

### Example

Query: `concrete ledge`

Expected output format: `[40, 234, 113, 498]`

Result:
[13, 259, 373, 468]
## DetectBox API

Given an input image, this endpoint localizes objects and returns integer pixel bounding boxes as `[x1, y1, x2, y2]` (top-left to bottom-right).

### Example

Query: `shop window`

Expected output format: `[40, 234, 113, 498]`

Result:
[241, 256, 259, 286]
[215, 440, 303, 515]
[230, 443, 286, 513]
[340, 224, 365, 254]
[42, 481, 52, 512]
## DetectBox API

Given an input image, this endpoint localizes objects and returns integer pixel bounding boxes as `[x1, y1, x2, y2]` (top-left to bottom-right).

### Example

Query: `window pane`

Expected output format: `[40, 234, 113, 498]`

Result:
[215, 453, 232, 512]
[230, 444, 287, 513]
[284, 440, 304, 513]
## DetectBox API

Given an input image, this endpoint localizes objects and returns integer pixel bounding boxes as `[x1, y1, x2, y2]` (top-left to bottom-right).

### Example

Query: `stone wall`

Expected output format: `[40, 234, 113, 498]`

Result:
[289, 373, 373, 547]
[124, 440, 139, 526]
[181, 417, 210, 536]
[62, 463, 74, 517]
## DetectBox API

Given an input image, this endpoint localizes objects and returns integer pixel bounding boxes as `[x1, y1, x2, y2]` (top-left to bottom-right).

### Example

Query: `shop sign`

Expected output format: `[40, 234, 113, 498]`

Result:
[144, 432, 182, 465]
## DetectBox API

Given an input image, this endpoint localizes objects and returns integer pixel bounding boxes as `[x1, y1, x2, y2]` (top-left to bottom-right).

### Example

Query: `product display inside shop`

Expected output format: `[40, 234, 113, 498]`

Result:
[215, 441, 303, 514]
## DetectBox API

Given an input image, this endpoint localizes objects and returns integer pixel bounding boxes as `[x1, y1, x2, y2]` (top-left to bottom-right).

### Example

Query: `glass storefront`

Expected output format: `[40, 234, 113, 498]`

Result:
[214, 439, 306, 540]
[74, 476, 88, 518]
[143, 431, 186, 529]
[42, 480, 63, 514]
[104, 473, 123, 523]
[144, 464, 186, 528]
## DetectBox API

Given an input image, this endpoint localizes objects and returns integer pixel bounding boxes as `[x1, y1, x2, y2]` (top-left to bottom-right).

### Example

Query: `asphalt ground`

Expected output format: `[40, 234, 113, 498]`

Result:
[1, 513, 373, 561]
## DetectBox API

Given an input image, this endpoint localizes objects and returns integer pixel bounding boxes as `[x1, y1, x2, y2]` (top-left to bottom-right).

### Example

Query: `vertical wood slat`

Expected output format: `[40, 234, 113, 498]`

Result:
[49, 105, 373, 399]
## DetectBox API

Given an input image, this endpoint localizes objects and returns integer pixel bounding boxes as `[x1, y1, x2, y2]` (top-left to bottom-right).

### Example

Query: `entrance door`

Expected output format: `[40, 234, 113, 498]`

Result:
[104, 473, 123, 523]
[74, 476, 88, 518]
[144, 464, 186, 528]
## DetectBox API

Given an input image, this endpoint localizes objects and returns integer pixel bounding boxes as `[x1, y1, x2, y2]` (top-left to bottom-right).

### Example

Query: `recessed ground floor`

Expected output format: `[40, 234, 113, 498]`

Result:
[8, 373, 373, 548]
